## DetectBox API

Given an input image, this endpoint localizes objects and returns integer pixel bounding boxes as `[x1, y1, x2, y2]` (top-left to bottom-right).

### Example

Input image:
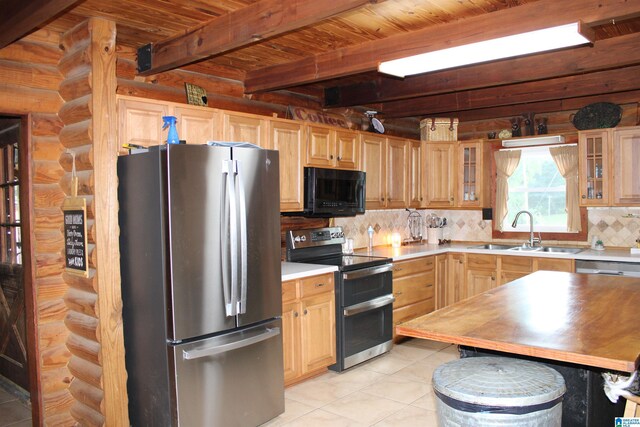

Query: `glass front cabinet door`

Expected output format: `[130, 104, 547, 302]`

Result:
[578, 129, 610, 206]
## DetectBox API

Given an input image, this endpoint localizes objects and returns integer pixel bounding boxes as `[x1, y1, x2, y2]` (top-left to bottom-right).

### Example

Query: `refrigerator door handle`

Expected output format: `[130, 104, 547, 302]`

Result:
[236, 161, 248, 314]
[182, 327, 281, 360]
[221, 160, 239, 316]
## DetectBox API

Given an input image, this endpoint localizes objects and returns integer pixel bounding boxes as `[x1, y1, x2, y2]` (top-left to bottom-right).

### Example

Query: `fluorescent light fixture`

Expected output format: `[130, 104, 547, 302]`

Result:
[378, 22, 593, 78]
[502, 135, 565, 148]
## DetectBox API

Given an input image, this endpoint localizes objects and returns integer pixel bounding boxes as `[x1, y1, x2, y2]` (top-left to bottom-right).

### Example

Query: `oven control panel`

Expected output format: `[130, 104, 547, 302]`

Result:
[286, 227, 346, 249]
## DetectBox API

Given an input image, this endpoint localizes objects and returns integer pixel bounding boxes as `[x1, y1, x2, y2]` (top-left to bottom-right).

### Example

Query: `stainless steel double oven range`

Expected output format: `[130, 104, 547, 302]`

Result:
[286, 227, 394, 371]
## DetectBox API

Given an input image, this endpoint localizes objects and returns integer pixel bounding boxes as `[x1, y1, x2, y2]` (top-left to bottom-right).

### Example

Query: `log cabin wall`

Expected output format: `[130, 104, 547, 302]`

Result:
[58, 19, 128, 426]
[0, 29, 72, 425]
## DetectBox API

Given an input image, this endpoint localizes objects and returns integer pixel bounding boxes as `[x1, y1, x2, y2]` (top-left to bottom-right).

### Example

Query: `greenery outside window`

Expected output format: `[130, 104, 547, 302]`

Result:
[503, 145, 569, 232]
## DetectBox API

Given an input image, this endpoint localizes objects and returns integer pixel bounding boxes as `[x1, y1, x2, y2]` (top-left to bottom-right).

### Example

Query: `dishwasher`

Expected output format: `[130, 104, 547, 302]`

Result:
[575, 259, 640, 277]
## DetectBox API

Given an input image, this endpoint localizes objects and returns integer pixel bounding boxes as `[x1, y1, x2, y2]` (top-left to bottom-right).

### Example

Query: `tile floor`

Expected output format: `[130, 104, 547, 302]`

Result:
[0, 380, 31, 427]
[262, 339, 459, 427]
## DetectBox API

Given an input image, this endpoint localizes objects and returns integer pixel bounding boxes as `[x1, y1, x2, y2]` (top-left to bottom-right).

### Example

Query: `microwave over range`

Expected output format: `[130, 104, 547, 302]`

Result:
[297, 167, 366, 217]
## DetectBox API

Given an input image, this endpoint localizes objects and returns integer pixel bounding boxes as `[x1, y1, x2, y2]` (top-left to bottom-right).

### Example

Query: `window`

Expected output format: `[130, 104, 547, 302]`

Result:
[0, 140, 21, 264]
[502, 145, 571, 233]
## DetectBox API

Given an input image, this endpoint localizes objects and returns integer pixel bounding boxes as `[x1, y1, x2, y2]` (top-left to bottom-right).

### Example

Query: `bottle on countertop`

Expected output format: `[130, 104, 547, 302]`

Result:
[367, 225, 374, 253]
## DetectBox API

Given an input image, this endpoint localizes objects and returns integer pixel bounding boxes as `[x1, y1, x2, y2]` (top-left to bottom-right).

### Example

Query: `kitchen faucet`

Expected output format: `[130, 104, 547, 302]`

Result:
[511, 210, 541, 248]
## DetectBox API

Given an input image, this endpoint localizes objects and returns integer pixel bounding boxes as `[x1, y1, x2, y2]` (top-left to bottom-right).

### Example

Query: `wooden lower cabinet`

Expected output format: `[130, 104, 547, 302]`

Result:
[465, 254, 497, 298]
[499, 255, 534, 286]
[446, 253, 466, 305]
[282, 273, 336, 386]
[534, 257, 574, 272]
[392, 256, 435, 341]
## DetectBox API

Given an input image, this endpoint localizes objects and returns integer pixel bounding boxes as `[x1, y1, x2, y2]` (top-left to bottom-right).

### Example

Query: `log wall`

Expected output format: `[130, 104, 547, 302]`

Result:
[0, 29, 74, 425]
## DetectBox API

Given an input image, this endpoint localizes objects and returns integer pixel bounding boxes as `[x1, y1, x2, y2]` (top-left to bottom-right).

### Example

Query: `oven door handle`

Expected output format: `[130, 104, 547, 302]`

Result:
[344, 294, 395, 317]
[342, 263, 393, 281]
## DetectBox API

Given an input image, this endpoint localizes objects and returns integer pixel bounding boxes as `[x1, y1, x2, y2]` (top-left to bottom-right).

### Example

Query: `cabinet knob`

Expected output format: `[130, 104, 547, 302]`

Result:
[294, 312, 299, 317]
[337, 156, 342, 161]
[381, 197, 385, 201]
[303, 309, 308, 315]
[420, 197, 423, 201]
[582, 195, 586, 199]
[450, 197, 454, 201]
[491, 276, 496, 281]
[314, 283, 325, 287]
[393, 267, 403, 272]
[330, 155, 334, 159]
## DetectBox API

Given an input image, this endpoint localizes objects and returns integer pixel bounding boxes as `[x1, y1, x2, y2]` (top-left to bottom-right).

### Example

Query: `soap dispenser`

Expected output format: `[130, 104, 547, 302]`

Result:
[367, 225, 374, 254]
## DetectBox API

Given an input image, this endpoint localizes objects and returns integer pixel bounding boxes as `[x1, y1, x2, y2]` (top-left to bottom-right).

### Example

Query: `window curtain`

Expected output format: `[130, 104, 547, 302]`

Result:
[549, 145, 581, 232]
[494, 150, 521, 231]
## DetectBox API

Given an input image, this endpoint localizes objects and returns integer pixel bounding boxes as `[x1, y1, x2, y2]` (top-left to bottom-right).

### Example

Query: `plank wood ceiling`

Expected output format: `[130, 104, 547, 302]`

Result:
[5, 0, 640, 122]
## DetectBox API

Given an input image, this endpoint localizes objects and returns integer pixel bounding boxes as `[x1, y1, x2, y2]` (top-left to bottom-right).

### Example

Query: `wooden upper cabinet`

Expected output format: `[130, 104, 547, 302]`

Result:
[173, 106, 218, 145]
[270, 119, 305, 212]
[611, 126, 640, 206]
[579, 129, 610, 206]
[305, 124, 359, 170]
[360, 133, 387, 209]
[221, 111, 268, 147]
[409, 140, 426, 208]
[425, 142, 456, 207]
[334, 130, 359, 169]
[118, 97, 169, 149]
[386, 136, 409, 208]
[458, 140, 488, 208]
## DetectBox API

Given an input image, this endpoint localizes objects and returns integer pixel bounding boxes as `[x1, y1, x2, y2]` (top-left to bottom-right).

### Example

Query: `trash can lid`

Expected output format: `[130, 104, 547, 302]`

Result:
[433, 357, 566, 408]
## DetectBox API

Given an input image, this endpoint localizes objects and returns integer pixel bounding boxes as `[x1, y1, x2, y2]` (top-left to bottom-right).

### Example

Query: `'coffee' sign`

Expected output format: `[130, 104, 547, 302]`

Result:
[288, 106, 351, 129]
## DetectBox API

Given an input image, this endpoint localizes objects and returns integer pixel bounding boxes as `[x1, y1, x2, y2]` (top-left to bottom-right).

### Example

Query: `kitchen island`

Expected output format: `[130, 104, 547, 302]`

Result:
[396, 270, 640, 425]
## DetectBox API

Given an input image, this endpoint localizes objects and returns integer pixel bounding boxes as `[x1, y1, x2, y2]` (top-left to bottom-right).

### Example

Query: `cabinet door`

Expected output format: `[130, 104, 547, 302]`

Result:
[270, 120, 304, 212]
[466, 254, 497, 298]
[612, 127, 640, 206]
[300, 292, 336, 373]
[306, 125, 334, 167]
[386, 137, 409, 208]
[447, 253, 465, 304]
[579, 130, 610, 206]
[534, 257, 574, 272]
[409, 140, 425, 208]
[435, 254, 448, 309]
[499, 271, 529, 286]
[282, 300, 301, 384]
[174, 106, 218, 145]
[335, 130, 359, 170]
[360, 133, 387, 209]
[222, 112, 267, 147]
[425, 142, 456, 207]
[118, 98, 168, 149]
[458, 141, 483, 207]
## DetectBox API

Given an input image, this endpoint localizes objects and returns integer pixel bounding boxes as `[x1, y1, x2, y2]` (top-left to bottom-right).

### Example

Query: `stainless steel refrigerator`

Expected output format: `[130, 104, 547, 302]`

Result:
[117, 143, 284, 426]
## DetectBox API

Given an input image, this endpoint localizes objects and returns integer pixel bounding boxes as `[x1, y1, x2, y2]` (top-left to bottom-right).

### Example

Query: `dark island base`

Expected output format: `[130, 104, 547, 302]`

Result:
[459, 346, 626, 426]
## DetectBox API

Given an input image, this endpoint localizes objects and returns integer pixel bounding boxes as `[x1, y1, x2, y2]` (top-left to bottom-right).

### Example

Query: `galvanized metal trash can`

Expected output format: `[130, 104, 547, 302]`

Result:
[432, 357, 566, 426]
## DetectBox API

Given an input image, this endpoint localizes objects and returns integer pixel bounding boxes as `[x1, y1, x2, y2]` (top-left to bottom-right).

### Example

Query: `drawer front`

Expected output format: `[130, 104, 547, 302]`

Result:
[501, 255, 533, 273]
[393, 273, 435, 308]
[393, 298, 435, 327]
[466, 254, 497, 270]
[300, 273, 335, 298]
[535, 257, 574, 272]
[393, 256, 435, 279]
[282, 280, 298, 302]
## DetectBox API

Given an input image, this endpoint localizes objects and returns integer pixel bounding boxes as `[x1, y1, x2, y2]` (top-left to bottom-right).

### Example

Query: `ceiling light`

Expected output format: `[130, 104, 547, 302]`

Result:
[502, 135, 565, 148]
[378, 22, 594, 78]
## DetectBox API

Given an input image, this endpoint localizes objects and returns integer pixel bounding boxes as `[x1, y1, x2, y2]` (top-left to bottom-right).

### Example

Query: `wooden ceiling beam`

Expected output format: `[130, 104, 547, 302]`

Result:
[244, 0, 640, 93]
[324, 32, 640, 108]
[0, 0, 82, 48]
[380, 65, 640, 118]
[137, 0, 378, 76]
[441, 90, 640, 122]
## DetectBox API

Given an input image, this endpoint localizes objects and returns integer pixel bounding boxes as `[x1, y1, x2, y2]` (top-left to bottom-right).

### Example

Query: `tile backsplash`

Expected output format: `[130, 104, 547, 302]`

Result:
[334, 208, 640, 249]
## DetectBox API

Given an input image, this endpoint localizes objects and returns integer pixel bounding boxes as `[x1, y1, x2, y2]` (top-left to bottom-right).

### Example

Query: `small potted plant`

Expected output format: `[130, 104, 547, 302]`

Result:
[595, 239, 604, 250]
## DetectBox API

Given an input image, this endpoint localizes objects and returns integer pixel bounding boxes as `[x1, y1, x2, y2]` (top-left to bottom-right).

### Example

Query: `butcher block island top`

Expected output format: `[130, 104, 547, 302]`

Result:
[396, 271, 640, 373]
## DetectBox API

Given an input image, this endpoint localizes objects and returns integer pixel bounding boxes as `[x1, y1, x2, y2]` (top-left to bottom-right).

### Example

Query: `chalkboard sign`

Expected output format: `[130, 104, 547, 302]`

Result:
[63, 198, 89, 277]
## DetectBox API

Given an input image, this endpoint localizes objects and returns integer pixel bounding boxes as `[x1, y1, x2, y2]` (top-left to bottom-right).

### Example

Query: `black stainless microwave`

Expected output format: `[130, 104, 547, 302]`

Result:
[302, 167, 366, 217]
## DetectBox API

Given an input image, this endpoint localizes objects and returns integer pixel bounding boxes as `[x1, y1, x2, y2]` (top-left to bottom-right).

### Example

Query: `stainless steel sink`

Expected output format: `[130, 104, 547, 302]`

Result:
[507, 246, 542, 252]
[538, 246, 584, 254]
[467, 244, 515, 250]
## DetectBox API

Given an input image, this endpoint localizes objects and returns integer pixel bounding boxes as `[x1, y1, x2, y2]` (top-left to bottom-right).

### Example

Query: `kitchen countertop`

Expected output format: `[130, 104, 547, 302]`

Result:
[281, 262, 338, 282]
[353, 242, 640, 263]
[397, 270, 640, 372]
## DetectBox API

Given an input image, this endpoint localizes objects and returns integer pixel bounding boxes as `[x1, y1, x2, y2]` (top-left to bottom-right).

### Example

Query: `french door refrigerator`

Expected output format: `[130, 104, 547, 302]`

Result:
[117, 143, 283, 426]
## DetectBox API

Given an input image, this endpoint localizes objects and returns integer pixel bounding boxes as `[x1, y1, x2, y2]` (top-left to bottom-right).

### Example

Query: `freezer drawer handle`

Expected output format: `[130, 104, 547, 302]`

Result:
[342, 263, 393, 281]
[344, 294, 395, 317]
[182, 327, 281, 360]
